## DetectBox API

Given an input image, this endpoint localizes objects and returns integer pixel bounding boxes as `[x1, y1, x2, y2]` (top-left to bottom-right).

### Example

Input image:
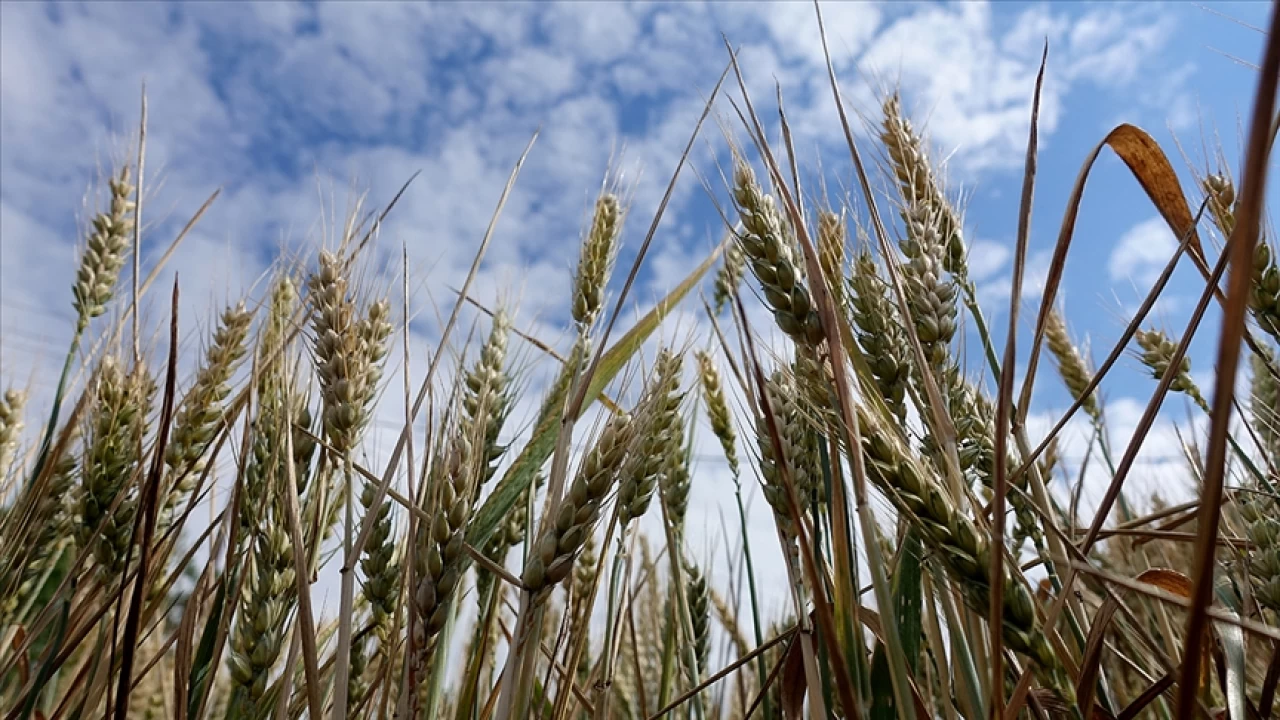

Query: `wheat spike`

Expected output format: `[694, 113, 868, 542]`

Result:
[848, 249, 911, 421]
[658, 413, 691, 534]
[900, 204, 958, 371]
[1044, 306, 1101, 422]
[618, 350, 682, 526]
[162, 302, 253, 524]
[1204, 172, 1237, 239]
[77, 357, 155, 580]
[573, 192, 623, 330]
[522, 413, 631, 601]
[858, 402, 1070, 700]
[816, 209, 847, 311]
[72, 166, 136, 331]
[880, 94, 968, 279]
[227, 520, 296, 713]
[1134, 327, 1208, 412]
[309, 251, 391, 454]
[463, 309, 513, 498]
[1241, 496, 1280, 614]
[412, 433, 474, 677]
[713, 240, 745, 315]
[0, 388, 27, 481]
[695, 350, 739, 477]
[1253, 347, 1280, 461]
[684, 559, 711, 678]
[732, 160, 824, 345]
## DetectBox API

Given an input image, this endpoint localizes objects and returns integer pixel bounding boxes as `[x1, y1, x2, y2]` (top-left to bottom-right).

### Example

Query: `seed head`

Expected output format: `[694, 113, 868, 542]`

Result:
[732, 161, 824, 346]
[0, 388, 27, 479]
[72, 166, 136, 330]
[572, 193, 623, 329]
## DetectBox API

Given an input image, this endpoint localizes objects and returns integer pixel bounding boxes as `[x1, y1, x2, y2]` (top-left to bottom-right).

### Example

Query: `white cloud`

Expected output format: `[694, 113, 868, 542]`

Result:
[967, 238, 1012, 280]
[1109, 216, 1177, 285]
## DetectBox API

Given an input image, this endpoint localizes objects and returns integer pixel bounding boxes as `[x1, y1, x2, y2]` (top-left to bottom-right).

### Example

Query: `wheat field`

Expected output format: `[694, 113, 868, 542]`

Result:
[4, 3, 1280, 719]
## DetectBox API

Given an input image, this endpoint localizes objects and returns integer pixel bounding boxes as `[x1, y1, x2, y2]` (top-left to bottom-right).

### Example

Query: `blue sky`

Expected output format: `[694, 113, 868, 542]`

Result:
[1, 0, 1276, 615]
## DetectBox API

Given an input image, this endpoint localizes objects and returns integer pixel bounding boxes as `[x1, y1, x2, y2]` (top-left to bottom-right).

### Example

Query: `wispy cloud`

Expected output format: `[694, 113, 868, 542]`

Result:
[1109, 216, 1177, 286]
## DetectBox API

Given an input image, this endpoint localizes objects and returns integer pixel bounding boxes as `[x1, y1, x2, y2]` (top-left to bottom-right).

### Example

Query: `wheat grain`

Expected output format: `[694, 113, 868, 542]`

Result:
[695, 350, 739, 478]
[72, 166, 136, 331]
[848, 250, 911, 421]
[522, 413, 631, 601]
[0, 389, 27, 481]
[618, 350, 682, 526]
[573, 193, 623, 330]
[713, 240, 745, 315]
[1044, 306, 1101, 422]
[162, 302, 253, 524]
[732, 160, 824, 345]
[1134, 327, 1209, 412]
[880, 95, 968, 279]
[78, 357, 155, 580]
